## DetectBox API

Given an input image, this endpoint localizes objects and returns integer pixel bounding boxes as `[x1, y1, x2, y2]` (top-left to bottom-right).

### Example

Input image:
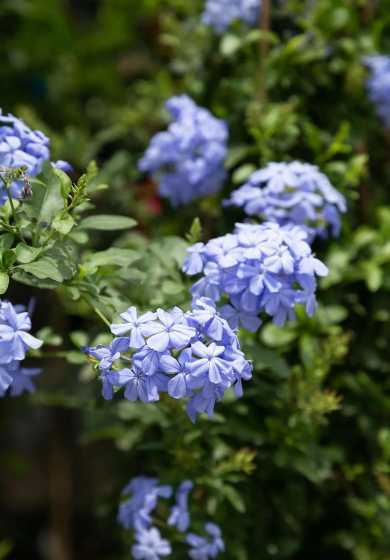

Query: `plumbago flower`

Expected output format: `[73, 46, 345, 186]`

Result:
[364, 55, 390, 128]
[139, 95, 228, 206]
[187, 523, 225, 560]
[183, 222, 328, 332]
[0, 300, 43, 398]
[84, 300, 252, 422]
[202, 0, 260, 34]
[118, 477, 224, 559]
[225, 162, 346, 241]
[0, 110, 71, 204]
[132, 527, 171, 560]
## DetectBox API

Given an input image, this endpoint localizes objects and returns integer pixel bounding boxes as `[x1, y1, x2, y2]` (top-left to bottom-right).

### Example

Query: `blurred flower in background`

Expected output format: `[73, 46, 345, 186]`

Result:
[139, 95, 228, 206]
[364, 55, 390, 128]
[202, 0, 261, 33]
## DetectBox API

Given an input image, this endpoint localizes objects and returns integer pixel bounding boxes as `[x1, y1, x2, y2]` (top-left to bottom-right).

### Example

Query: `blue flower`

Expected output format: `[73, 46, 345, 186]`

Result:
[142, 309, 196, 352]
[53, 160, 73, 173]
[7, 362, 42, 396]
[202, 0, 260, 34]
[118, 477, 172, 531]
[0, 301, 43, 364]
[0, 361, 41, 397]
[188, 297, 234, 343]
[168, 480, 193, 532]
[90, 300, 252, 421]
[189, 341, 233, 386]
[117, 367, 168, 403]
[111, 307, 156, 349]
[0, 363, 13, 396]
[225, 161, 346, 240]
[183, 222, 328, 332]
[160, 348, 192, 399]
[139, 95, 228, 206]
[132, 527, 172, 560]
[364, 55, 390, 128]
[118, 477, 224, 559]
[186, 522, 225, 559]
[84, 337, 129, 370]
[0, 110, 71, 203]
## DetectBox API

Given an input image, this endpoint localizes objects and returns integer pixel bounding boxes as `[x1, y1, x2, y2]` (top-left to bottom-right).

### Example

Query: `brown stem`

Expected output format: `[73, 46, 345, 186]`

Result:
[48, 418, 74, 560]
[361, 0, 375, 24]
[358, 142, 369, 223]
[258, 0, 271, 102]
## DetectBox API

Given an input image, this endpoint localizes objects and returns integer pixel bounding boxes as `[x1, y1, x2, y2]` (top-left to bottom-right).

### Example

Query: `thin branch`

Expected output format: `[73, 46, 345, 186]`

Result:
[258, 0, 271, 102]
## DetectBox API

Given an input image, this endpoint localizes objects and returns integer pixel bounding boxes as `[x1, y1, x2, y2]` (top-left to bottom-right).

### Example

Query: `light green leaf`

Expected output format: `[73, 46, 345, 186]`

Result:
[18, 259, 64, 282]
[70, 331, 89, 348]
[232, 164, 257, 184]
[24, 163, 65, 225]
[85, 248, 141, 268]
[53, 167, 72, 198]
[220, 34, 241, 57]
[79, 214, 137, 231]
[186, 217, 202, 244]
[0, 272, 9, 294]
[15, 243, 43, 264]
[261, 323, 297, 347]
[52, 213, 75, 235]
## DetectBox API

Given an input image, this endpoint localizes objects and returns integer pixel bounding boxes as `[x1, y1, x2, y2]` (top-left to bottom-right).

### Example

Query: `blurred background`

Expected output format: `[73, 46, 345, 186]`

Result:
[0, 1, 389, 559]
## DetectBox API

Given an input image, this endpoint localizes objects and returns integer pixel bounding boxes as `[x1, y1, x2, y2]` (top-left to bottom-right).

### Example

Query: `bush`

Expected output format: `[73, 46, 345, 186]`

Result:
[0, 1, 389, 559]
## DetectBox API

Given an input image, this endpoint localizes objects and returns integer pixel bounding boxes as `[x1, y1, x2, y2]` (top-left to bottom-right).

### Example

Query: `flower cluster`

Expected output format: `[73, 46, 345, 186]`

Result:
[202, 0, 260, 34]
[183, 222, 328, 331]
[0, 110, 71, 204]
[118, 476, 224, 560]
[225, 162, 346, 241]
[139, 95, 228, 206]
[85, 300, 252, 422]
[364, 55, 390, 128]
[0, 300, 43, 397]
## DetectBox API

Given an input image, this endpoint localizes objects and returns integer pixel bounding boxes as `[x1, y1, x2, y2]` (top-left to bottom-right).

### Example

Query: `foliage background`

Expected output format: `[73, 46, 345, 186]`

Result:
[0, 1, 389, 559]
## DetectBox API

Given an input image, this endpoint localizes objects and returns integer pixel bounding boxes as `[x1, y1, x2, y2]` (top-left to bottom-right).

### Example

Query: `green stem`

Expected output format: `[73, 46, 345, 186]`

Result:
[1, 173, 26, 243]
[83, 296, 111, 328]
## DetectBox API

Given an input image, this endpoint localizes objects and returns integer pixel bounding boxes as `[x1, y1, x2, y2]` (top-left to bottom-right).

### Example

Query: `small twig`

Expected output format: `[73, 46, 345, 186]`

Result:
[83, 295, 111, 328]
[0, 170, 27, 243]
[361, 0, 375, 23]
[258, 0, 271, 102]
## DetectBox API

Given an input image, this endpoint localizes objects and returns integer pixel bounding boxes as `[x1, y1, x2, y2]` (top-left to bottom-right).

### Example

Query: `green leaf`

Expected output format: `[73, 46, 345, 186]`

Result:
[53, 167, 72, 198]
[0, 233, 15, 250]
[261, 323, 297, 347]
[24, 163, 65, 225]
[17, 258, 64, 282]
[36, 326, 62, 346]
[186, 217, 202, 244]
[79, 215, 137, 231]
[1, 249, 16, 269]
[15, 243, 77, 285]
[85, 248, 141, 269]
[220, 34, 241, 57]
[364, 264, 383, 291]
[15, 243, 43, 264]
[0, 272, 9, 294]
[232, 164, 257, 184]
[52, 213, 75, 235]
[12, 270, 60, 289]
[221, 484, 246, 513]
[70, 331, 89, 348]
